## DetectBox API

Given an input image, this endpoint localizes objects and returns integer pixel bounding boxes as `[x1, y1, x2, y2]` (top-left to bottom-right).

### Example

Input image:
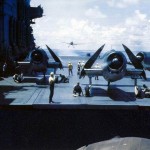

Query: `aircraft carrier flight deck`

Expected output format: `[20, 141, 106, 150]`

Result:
[1, 56, 150, 110]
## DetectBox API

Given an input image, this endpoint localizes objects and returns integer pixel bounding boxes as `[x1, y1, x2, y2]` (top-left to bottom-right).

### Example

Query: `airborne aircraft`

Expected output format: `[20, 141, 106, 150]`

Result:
[63, 41, 79, 48]
[79, 44, 147, 87]
[18, 45, 63, 79]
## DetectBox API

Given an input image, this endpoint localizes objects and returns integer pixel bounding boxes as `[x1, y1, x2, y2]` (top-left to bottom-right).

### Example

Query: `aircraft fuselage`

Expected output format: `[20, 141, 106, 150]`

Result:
[85, 50, 127, 82]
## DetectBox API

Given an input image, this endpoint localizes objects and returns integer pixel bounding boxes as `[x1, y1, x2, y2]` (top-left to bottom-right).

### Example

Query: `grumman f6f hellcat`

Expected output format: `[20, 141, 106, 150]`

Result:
[18, 45, 63, 79]
[79, 44, 148, 87]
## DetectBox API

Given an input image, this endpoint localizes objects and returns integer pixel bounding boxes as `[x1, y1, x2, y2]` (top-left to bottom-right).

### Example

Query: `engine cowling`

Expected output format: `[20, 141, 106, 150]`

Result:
[103, 51, 127, 82]
[30, 49, 49, 73]
[31, 50, 44, 63]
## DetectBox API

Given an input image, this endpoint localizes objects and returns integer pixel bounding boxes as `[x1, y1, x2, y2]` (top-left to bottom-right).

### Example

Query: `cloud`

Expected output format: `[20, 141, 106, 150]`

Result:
[96, 10, 150, 51]
[122, 10, 150, 50]
[107, 0, 140, 8]
[85, 6, 107, 19]
[32, 10, 150, 51]
[31, 0, 150, 52]
[125, 10, 147, 26]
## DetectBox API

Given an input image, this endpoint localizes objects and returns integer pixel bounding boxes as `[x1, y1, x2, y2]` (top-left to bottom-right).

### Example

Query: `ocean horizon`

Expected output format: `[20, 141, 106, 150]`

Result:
[44, 48, 143, 57]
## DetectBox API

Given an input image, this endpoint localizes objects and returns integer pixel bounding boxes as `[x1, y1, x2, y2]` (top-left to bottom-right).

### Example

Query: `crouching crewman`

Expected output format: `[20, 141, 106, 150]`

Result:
[73, 82, 83, 96]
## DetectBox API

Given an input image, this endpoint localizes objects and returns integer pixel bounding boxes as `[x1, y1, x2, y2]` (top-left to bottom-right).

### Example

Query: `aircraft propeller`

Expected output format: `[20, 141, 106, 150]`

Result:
[122, 44, 147, 80]
[31, 50, 43, 63]
[46, 45, 63, 69]
[80, 44, 105, 78]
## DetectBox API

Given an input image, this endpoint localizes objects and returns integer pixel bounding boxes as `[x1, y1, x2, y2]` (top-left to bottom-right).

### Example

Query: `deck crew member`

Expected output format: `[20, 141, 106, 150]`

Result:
[13, 73, 23, 83]
[68, 62, 73, 76]
[59, 74, 69, 83]
[142, 84, 150, 98]
[81, 61, 85, 69]
[73, 82, 83, 96]
[49, 72, 55, 103]
[77, 61, 81, 75]
[3, 62, 7, 77]
[84, 85, 91, 97]
[135, 85, 145, 99]
[135, 84, 150, 99]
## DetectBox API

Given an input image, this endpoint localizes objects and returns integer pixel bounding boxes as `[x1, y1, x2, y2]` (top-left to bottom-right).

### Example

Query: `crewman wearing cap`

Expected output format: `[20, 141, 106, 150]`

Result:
[68, 62, 73, 76]
[49, 72, 55, 103]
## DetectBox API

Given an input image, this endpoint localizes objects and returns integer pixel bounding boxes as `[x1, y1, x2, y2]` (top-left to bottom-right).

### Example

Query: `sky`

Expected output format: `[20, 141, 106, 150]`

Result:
[30, 0, 150, 52]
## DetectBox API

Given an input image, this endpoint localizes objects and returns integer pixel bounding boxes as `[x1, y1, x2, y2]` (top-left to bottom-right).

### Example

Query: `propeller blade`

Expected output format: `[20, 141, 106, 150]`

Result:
[46, 45, 63, 69]
[122, 44, 143, 69]
[122, 44, 147, 80]
[84, 44, 105, 69]
[80, 44, 105, 78]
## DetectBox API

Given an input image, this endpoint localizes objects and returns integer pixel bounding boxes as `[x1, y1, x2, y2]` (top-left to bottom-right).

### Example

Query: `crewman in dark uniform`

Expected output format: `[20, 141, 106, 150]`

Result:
[77, 61, 81, 75]
[84, 85, 91, 97]
[59, 74, 69, 83]
[73, 82, 83, 96]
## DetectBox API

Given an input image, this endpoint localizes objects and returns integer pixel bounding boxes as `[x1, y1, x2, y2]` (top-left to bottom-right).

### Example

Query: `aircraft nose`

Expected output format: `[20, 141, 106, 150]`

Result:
[31, 50, 43, 62]
[109, 57, 122, 69]
[112, 58, 118, 63]
[112, 57, 120, 65]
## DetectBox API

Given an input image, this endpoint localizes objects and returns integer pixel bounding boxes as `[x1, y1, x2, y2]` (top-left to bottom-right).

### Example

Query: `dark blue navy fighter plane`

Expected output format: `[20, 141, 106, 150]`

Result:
[18, 45, 63, 78]
[80, 44, 149, 86]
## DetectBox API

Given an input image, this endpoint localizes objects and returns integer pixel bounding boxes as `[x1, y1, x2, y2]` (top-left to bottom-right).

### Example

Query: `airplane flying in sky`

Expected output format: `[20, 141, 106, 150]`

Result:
[79, 44, 147, 86]
[18, 45, 63, 78]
